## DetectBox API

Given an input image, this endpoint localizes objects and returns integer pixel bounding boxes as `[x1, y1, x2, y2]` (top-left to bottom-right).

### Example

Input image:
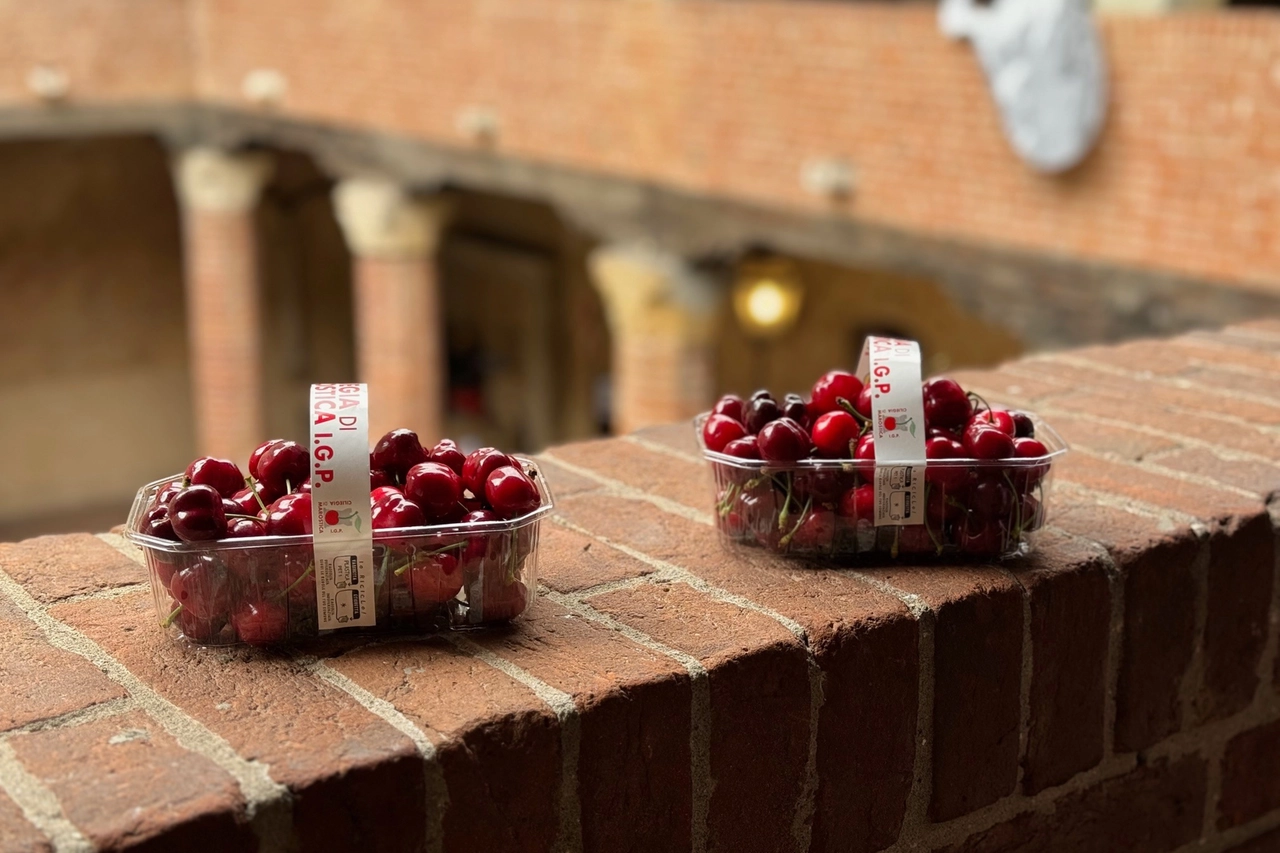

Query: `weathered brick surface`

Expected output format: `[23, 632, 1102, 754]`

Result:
[467, 599, 696, 853]
[325, 638, 561, 853]
[9, 710, 254, 852]
[859, 566, 1023, 821]
[0, 535, 144, 602]
[1153, 448, 1280, 499]
[534, 458, 603, 501]
[1008, 531, 1111, 794]
[549, 439, 711, 516]
[1225, 826, 1280, 853]
[630, 423, 702, 458]
[1057, 452, 1259, 521]
[937, 755, 1207, 853]
[0, 789, 51, 853]
[50, 592, 427, 853]
[537, 522, 656, 594]
[0, 595, 126, 732]
[586, 582, 810, 853]
[1219, 719, 1280, 830]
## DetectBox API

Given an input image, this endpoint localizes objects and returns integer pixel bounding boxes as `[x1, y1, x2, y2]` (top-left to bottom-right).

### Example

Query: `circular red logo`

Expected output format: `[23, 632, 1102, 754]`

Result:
[324, 509, 339, 526]
[884, 416, 897, 431]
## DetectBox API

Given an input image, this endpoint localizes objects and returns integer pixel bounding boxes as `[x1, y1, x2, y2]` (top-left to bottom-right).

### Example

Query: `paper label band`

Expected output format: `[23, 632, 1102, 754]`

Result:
[856, 337, 927, 527]
[309, 383, 375, 629]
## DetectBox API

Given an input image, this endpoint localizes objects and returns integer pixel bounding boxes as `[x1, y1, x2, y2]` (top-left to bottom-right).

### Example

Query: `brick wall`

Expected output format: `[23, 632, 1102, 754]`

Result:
[187, 1, 1280, 290]
[2, 321, 1279, 851]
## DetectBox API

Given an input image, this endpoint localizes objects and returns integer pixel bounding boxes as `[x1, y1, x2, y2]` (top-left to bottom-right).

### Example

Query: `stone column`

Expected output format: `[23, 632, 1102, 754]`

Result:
[332, 180, 450, 443]
[589, 244, 719, 435]
[173, 146, 273, 462]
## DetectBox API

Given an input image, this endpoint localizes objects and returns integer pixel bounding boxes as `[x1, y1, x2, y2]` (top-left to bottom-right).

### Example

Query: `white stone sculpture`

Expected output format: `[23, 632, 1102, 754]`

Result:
[939, 0, 1108, 173]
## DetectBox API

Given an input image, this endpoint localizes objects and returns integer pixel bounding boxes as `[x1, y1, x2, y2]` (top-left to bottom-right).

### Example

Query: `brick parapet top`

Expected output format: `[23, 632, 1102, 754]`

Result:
[2, 321, 1280, 852]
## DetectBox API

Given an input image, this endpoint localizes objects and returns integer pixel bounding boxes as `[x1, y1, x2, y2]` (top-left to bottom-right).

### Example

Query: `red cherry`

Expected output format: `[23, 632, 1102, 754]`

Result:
[141, 506, 179, 541]
[169, 485, 228, 542]
[405, 462, 463, 520]
[789, 510, 835, 549]
[810, 410, 860, 458]
[854, 386, 873, 420]
[838, 484, 875, 520]
[1014, 437, 1048, 459]
[176, 606, 226, 644]
[781, 394, 809, 427]
[809, 371, 865, 417]
[257, 441, 310, 496]
[371, 429, 430, 482]
[372, 493, 426, 529]
[744, 397, 782, 434]
[883, 416, 898, 431]
[152, 481, 184, 512]
[229, 485, 268, 515]
[249, 440, 285, 480]
[1019, 494, 1044, 531]
[1010, 411, 1036, 438]
[897, 526, 936, 555]
[854, 435, 876, 478]
[408, 552, 464, 606]
[721, 436, 761, 460]
[263, 493, 313, 536]
[927, 426, 961, 440]
[370, 486, 403, 504]
[461, 448, 515, 497]
[971, 479, 1014, 521]
[927, 488, 964, 527]
[712, 395, 746, 423]
[232, 600, 288, 645]
[484, 466, 541, 519]
[461, 509, 500, 561]
[964, 426, 1015, 460]
[922, 378, 972, 429]
[960, 514, 1008, 556]
[702, 414, 748, 453]
[1013, 437, 1051, 489]
[925, 436, 968, 490]
[428, 439, 467, 476]
[473, 576, 529, 622]
[169, 560, 231, 620]
[757, 418, 809, 462]
[370, 468, 393, 490]
[970, 408, 1016, 437]
[185, 457, 245, 499]
[227, 517, 267, 538]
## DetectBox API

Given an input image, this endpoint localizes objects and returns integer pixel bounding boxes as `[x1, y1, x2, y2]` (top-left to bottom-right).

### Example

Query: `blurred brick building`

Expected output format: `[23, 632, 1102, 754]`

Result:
[1, 0, 1279, 535]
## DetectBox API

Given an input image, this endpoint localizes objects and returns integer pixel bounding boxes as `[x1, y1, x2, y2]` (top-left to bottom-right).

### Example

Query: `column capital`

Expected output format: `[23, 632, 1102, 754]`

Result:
[588, 243, 719, 341]
[332, 179, 451, 259]
[173, 147, 274, 214]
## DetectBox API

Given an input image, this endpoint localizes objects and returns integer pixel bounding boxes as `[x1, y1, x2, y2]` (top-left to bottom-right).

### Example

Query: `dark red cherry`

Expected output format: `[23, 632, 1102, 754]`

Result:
[232, 600, 288, 646]
[970, 408, 1016, 437]
[370, 485, 403, 504]
[756, 417, 809, 462]
[712, 395, 746, 423]
[229, 485, 268, 515]
[485, 466, 541, 519]
[405, 462, 463, 520]
[370, 468, 393, 490]
[750, 389, 775, 402]
[169, 485, 228, 542]
[809, 371, 865, 417]
[371, 493, 426, 529]
[257, 441, 310, 496]
[408, 552, 463, 606]
[854, 435, 876, 478]
[428, 439, 467, 476]
[263, 493, 312, 536]
[370, 429, 430, 482]
[854, 386, 873, 420]
[964, 426, 1015, 460]
[169, 559, 230, 620]
[142, 506, 178, 541]
[744, 397, 782, 434]
[971, 479, 1014, 521]
[789, 510, 835, 549]
[1013, 437, 1048, 459]
[721, 436, 762, 460]
[702, 414, 748, 453]
[838, 484, 875, 521]
[810, 410, 860, 458]
[462, 509, 501, 560]
[461, 448, 515, 498]
[152, 481, 184, 512]
[249, 439, 285, 480]
[1010, 410, 1036, 438]
[781, 394, 809, 427]
[925, 436, 968, 490]
[922, 378, 972, 429]
[227, 517, 267, 538]
[185, 457, 245, 499]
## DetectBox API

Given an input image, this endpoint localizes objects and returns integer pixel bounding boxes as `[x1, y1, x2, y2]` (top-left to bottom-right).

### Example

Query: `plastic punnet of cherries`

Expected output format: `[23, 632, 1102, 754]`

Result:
[134, 430, 544, 645]
[699, 371, 1055, 559]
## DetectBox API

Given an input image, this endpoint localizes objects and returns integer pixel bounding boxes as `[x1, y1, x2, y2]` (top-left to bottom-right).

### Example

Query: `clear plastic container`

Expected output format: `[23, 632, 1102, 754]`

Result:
[697, 415, 1067, 561]
[124, 459, 553, 646]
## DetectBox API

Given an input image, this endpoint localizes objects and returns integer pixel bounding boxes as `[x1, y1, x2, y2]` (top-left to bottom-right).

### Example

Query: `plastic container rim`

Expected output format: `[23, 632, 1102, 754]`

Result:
[124, 455, 555, 554]
[694, 411, 1070, 470]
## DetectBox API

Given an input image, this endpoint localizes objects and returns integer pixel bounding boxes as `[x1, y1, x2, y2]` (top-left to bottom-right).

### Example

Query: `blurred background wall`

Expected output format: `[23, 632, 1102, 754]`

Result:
[1, 0, 1278, 537]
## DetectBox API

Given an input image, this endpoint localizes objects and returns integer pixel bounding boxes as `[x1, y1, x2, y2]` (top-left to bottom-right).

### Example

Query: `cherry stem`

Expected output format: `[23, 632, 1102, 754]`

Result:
[967, 390, 993, 415]
[244, 476, 268, 511]
[777, 474, 795, 531]
[836, 396, 870, 424]
[161, 603, 183, 628]
[278, 563, 315, 598]
[226, 513, 261, 521]
[285, 479, 293, 494]
[717, 482, 740, 517]
[778, 497, 813, 548]
[393, 541, 466, 576]
[180, 475, 191, 489]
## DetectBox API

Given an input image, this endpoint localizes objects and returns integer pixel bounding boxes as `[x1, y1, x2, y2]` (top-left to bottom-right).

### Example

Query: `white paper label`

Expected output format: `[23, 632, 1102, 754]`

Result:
[856, 337, 927, 527]
[309, 383, 375, 629]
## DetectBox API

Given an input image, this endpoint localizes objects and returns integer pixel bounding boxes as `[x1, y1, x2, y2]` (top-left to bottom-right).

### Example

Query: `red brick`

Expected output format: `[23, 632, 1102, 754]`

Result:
[534, 457, 602, 501]
[49, 592, 427, 853]
[861, 565, 1022, 821]
[1225, 825, 1280, 853]
[1056, 452, 1260, 522]
[586, 582, 810, 853]
[467, 599, 695, 853]
[1008, 530, 1111, 794]
[631, 422, 702, 457]
[1219, 718, 1280, 829]
[0, 596, 126, 732]
[1033, 412, 1179, 461]
[0, 789, 51, 853]
[1186, 364, 1280, 401]
[552, 493, 919, 851]
[538, 521, 656, 594]
[9, 710, 254, 852]
[0, 535, 144, 602]
[1199, 513, 1274, 723]
[947, 365, 1073, 404]
[938, 755, 1206, 853]
[1051, 501, 1202, 752]
[550, 437, 711, 514]
[325, 638, 561, 853]
[1153, 448, 1280, 498]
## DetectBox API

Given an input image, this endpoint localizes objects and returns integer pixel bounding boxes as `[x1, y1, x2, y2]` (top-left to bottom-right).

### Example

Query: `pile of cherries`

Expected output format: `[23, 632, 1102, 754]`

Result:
[701, 371, 1052, 558]
[136, 430, 544, 645]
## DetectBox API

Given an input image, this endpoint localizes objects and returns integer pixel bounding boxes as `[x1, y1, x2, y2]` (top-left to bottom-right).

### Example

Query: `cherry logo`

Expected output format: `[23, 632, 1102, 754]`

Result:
[324, 510, 340, 526]
[884, 416, 897, 431]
